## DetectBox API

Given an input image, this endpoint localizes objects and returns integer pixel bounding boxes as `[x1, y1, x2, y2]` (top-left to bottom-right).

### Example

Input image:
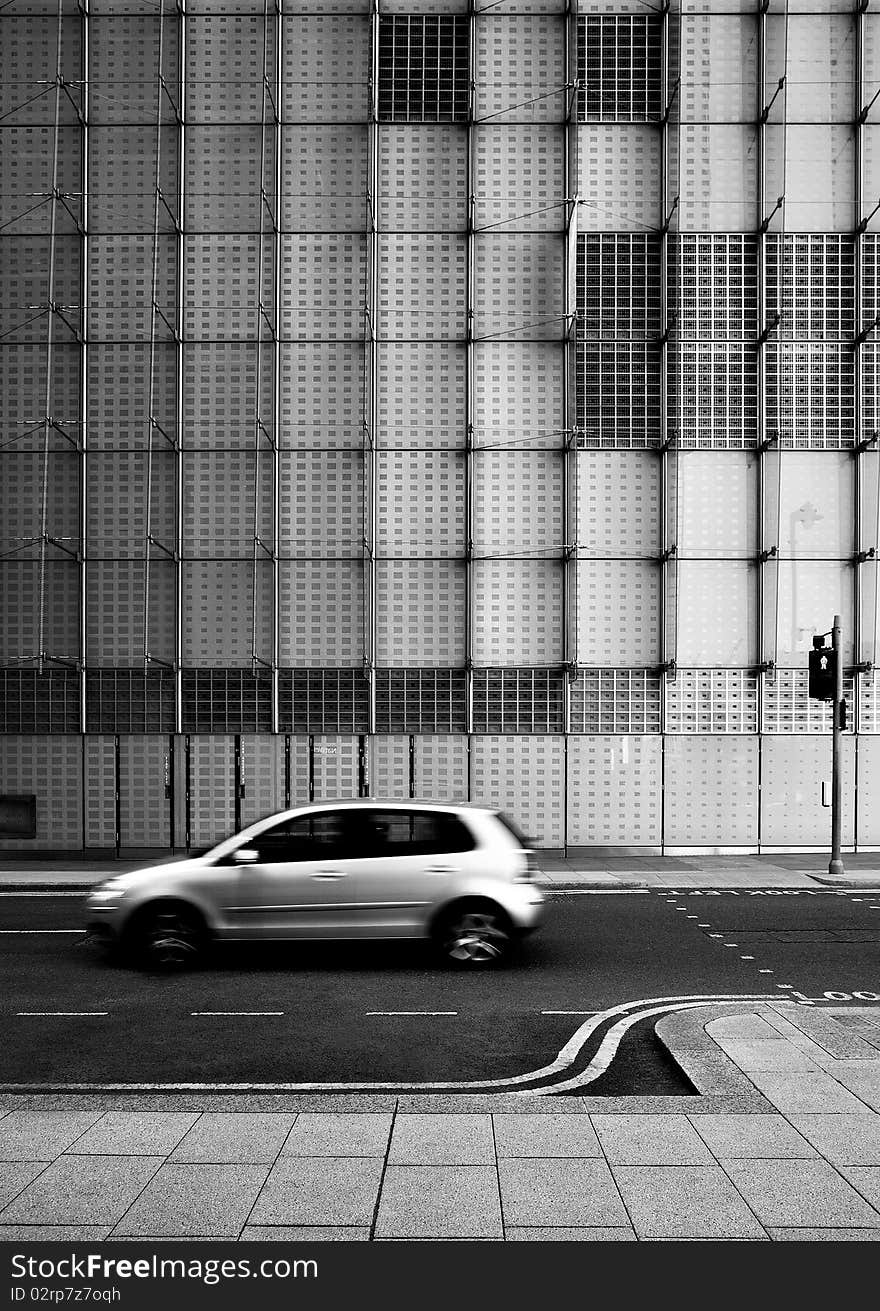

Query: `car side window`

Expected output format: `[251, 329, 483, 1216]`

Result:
[358, 810, 475, 857]
[249, 812, 355, 863]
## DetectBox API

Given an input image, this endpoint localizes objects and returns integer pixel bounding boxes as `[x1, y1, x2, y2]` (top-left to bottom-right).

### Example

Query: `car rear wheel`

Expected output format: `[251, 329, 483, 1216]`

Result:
[129, 903, 206, 971]
[434, 901, 513, 967]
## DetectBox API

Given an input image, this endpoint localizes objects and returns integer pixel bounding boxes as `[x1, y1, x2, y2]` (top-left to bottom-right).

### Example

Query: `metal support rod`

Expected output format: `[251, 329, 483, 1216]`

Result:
[829, 613, 846, 878]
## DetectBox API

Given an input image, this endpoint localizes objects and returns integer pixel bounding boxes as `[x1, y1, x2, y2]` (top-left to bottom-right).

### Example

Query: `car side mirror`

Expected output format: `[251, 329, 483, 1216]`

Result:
[233, 847, 259, 865]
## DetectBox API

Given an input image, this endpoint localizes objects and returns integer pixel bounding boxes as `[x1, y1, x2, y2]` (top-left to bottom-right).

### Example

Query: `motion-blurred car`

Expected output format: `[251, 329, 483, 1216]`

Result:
[85, 800, 544, 970]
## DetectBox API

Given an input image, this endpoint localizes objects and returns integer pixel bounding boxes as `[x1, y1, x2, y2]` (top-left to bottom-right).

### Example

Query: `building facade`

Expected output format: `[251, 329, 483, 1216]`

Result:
[1, 0, 879, 853]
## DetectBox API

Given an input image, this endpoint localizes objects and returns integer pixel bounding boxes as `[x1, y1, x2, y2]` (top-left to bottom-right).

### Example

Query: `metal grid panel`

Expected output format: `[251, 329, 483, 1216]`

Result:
[88, 236, 177, 343]
[473, 234, 564, 342]
[576, 450, 660, 557]
[181, 671, 272, 733]
[379, 126, 468, 232]
[412, 734, 468, 803]
[89, 127, 180, 235]
[473, 125, 565, 233]
[664, 737, 758, 845]
[378, 236, 467, 340]
[472, 560, 564, 664]
[0, 236, 81, 342]
[860, 562, 880, 671]
[678, 13, 757, 123]
[665, 670, 759, 734]
[280, 236, 366, 341]
[765, 236, 855, 341]
[279, 344, 365, 449]
[783, 14, 855, 123]
[378, 15, 469, 123]
[470, 735, 565, 848]
[857, 737, 880, 843]
[86, 561, 176, 666]
[88, 343, 177, 448]
[182, 451, 274, 557]
[84, 736, 116, 850]
[0, 15, 83, 127]
[279, 562, 365, 666]
[376, 452, 465, 557]
[87, 451, 176, 557]
[284, 126, 368, 233]
[370, 735, 411, 799]
[0, 670, 80, 734]
[769, 451, 854, 558]
[311, 736, 360, 801]
[472, 669, 564, 733]
[774, 562, 855, 664]
[184, 236, 274, 341]
[188, 736, 236, 851]
[279, 451, 364, 558]
[185, 15, 276, 124]
[473, 451, 563, 555]
[576, 560, 661, 665]
[377, 343, 466, 449]
[0, 736, 82, 851]
[119, 735, 170, 849]
[0, 127, 82, 234]
[674, 562, 757, 666]
[375, 670, 467, 734]
[566, 735, 661, 847]
[673, 126, 758, 233]
[186, 127, 276, 234]
[766, 126, 854, 233]
[576, 342, 662, 447]
[85, 671, 176, 734]
[670, 235, 758, 341]
[0, 344, 81, 436]
[569, 670, 661, 734]
[671, 452, 758, 557]
[472, 343, 563, 450]
[183, 343, 275, 449]
[578, 14, 662, 122]
[0, 452, 80, 556]
[283, 15, 370, 122]
[1, 561, 80, 664]
[473, 15, 567, 124]
[577, 234, 662, 340]
[577, 126, 661, 232]
[765, 345, 855, 448]
[87, 16, 180, 125]
[375, 561, 466, 667]
[762, 669, 856, 734]
[279, 670, 369, 734]
[182, 562, 273, 667]
[761, 736, 855, 846]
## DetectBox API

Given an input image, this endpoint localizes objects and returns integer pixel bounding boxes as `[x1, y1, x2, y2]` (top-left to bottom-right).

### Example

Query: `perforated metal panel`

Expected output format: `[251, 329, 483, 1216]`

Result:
[185, 15, 275, 124]
[474, 15, 567, 124]
[577, 450, 660, 557]
[472, 343, 563, 449]
[0, 236, 81, 342]
[375, 561, 466, 666]
[762, 668, 856, 735]
[182, 562, 273, 667]
[279, 670, 369, 734]
[288, 735, 312, 806]
[185, 127, 274, 234]
[370, 736, 411, 800]
[471, 735, 565, 848]
[379, 126, 468, 231]
[472, 561, 564, 665]
[283, 16, 370, 123]
[239, 735, 286, 827]
[88, 15, 179, 125]
[857, 737, 880, 844]
[188, 736, 236, 851]
[671, 452, 758, 557]
[0, 15, 83, 128]
[375, 670, 467, 734]
[666, 670, 758, 734]
[472, 669, 564, 734]
[766, 126, 854, 233]
[279, 344, 365, 449]
[860, 562, 880, 670]
[673, 126, 758, 233]
[664, 736, 758, 845]
[285, 126, 368, 232]
[473, 451, 563, 555]
[1, 560, 80, 664]
[774, 562, 855, 665]
[473, 126, 565, 233]
[119, 735, 170, 849]
[311, 735, 360, 800]
[412, 734, 469, 803]
[84, 736, 116, 850]
[88, 236, 177, 342]
[183, 343, 275, 450]
[0, 736, 82, 852]
[0, 452, 80, 556]
[570, 670, 661, 734]
[279, 451, 364, 558]
[89, 127, 179, 235]
[86, 561, 176, 666]
[576, 561, 660, 665]
[184, 236, 274, 341]
[0, 344, 81, 434]
[473, 234, 564, 342]
[768, 452, 854, 558]
[378, 236, 467, 340]
[87, 451, 176, 557]
[782, 14, 855, 124]
[578, 126, 661, 232]
[183, 451, 274, 557]
[0, 127, 82, 234]
[566, 735, 661, 847]
[678, 13, 757, 123]
[761, 736, 855, 846]
[675, 562, 757, 666]
[281, 236, 366, 341]
[88, 343, 177, 449]
[376, 452, 465, 557]
[279, 562, 365, 666]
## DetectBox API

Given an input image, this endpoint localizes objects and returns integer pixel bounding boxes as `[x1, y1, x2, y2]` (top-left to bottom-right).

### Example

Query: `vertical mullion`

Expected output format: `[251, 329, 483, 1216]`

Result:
[563, 0, 578, 738]
[465, 0, 475, 751]
[175, 0, 186, 734]
[80, 0, 90, 733]
[757, 0, 770, 745]
[273, 0, 281, 734]
[855, 0, 865, 737]
[367, 0, 379, 737]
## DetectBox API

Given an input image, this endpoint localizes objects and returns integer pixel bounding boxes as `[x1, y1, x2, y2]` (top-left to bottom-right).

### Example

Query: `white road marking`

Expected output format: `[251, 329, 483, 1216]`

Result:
[366, 1011, 457, 1016]
[759, 969, 774, 974]
[551, 889, 650, 896]
[741, 955, 755, 960]
[0, 930, 83, 934]
[17, 1011, 107, 1017]
[724, 943, 739, 948]
[191, 1011, 283, 1017]
[698, 923, 711, 927]
[541, 1011, 601, 1016]
[0, 891, 86, 898]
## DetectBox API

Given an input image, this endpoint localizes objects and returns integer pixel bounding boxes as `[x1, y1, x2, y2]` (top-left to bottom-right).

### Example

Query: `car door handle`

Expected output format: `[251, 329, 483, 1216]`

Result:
[312, 870, 348, 880]
[425, 866, 456, 875]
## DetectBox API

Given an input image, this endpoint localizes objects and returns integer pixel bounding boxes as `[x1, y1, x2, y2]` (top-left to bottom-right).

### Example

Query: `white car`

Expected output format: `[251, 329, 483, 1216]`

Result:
[86, 800, 544, 970]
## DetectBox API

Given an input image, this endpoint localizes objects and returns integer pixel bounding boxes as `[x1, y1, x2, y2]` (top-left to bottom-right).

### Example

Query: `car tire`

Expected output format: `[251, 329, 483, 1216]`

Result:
[127, 902, 207, 972]
[433, 899, 514, 967]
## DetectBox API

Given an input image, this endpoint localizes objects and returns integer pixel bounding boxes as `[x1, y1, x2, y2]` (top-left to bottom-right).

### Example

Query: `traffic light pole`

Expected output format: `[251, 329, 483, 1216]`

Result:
[829, 613, 845, 879]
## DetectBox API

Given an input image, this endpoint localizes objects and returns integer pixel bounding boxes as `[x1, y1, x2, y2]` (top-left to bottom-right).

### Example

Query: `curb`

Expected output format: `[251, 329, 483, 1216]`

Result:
[807, 875, 880, 888]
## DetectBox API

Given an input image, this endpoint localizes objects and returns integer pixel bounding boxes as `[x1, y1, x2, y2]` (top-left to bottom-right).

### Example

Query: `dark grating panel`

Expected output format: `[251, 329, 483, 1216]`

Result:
[182, 669, 271, 734]
[378, 15, 469, 123]
[579, 15, 662, 122]
[472, 669, 564, 734]
[1, 669, 81, 733]
[86, 669, 176, 733]
[375, 669, 467, 733]
[279, 669, 369, 734]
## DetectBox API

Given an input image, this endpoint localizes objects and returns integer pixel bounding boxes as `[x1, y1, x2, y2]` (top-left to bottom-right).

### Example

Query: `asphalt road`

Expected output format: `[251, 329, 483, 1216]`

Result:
[1, 888, 879, 1093]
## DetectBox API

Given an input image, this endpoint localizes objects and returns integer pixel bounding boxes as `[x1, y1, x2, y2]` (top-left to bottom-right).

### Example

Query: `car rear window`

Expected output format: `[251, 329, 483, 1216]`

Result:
[493, 811, 531, 847]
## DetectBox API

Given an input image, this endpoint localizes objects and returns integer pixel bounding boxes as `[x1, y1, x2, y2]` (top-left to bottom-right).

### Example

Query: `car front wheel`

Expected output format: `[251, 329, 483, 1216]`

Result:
[434, 901, 513, 967]
[128, 903, 206, 971]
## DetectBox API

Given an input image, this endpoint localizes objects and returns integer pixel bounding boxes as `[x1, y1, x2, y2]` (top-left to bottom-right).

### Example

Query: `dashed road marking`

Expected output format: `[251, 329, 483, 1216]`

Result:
[366, 1011, 457, 1016]
[0, 930, 82, 934]
[741, 955, 755, 960]
[191, 1011, 283, 1017]
[17, 1011, 107, 1017]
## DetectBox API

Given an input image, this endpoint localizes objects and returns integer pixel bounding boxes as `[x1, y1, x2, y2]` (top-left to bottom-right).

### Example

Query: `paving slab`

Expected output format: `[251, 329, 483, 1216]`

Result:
[240, 1226, 370, 1241]
[742, 1070, 875, 1115]
[374, 1165, 502, 1239]
[0, 1111, 104, 1161]
[505, 1227, 636, 1241]
[687, 1114, 818, 1159]
[71, 1112, 200, 1157]
[704, 1016, 783, 1041]
[279, 1113, 392, 1158]
[838, 1165, 880, 1212]
[0, 1227, 113, 1241]
[170, 1113, 296, 1163]
[493, 1114, 602, 1158]
[713, 1040, 822, 1073]
[248, 1157, 384, 1227]
[720, 1159, 880, 1228]
[766, 1227, 880, 1240]
[829, 1070, 880, 1112]
[611, 1165, 767, 1240]
[0, 1163, 50, 1211]
[0, 1155, 164, 1226]
[497, 1158, 629, 1228]
[787, 1114, 880, 1166]
[388, 1114, 494, 1165]
[111, 1162, 270, 1237]
[591, 1114, 715, 1165]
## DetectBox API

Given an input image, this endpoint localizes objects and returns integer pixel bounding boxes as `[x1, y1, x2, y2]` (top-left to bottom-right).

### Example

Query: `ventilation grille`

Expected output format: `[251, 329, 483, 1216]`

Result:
[665, 669, 758, 734]
[378, 15, 469, 123]
[0, 669, 80, 733]
[570, 669, 661, 734]
[278, 669, 369, 734]
[182, 670, 272, 734]
[375, 669, 467, 734]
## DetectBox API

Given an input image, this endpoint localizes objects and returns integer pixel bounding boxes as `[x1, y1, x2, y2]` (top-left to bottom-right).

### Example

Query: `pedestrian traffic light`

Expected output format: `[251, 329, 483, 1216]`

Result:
[808, 644, 836, 700]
